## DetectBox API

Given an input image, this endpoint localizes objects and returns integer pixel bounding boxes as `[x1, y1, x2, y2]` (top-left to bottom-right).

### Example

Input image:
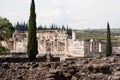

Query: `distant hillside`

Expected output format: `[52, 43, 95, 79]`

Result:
[76, 28, 120, 42]
[77, 28, 120, 34]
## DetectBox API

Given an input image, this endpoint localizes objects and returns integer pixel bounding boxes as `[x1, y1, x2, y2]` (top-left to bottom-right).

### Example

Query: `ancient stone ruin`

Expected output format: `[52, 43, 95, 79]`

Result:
[1, 30, 120, 60]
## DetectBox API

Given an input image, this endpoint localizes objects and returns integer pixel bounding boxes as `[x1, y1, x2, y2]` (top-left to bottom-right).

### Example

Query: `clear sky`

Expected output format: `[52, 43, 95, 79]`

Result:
[0, 0, 120, 29]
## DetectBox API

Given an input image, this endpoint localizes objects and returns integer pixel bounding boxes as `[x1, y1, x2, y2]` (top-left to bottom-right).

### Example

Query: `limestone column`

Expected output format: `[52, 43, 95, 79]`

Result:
[99, 42, 102, 52]
[57, 41, 59, 52]
[14, 39, 16, 52]
[90, 39, 93, 52]
[72, 30, 76, 41]
[55, 41, 57, 53]
[51, 42, 53, 53]
[44, 40, 46, 53]
[52, 41, 55, 53]
[65, 40, 68, 53]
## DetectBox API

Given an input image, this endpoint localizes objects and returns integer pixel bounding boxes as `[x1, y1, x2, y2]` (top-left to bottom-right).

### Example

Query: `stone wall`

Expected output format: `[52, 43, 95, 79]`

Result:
[67, 40, 85, 57]
[113, 47, 120, 55]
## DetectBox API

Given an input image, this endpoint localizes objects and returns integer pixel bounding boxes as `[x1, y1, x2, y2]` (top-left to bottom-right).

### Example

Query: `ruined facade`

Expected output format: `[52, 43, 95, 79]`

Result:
[2, 30, 118, 58]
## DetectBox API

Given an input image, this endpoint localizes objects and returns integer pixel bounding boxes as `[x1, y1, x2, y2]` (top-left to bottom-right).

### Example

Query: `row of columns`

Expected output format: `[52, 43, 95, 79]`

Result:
[12, 39, 68, 54]
[42, 40, 68, 54]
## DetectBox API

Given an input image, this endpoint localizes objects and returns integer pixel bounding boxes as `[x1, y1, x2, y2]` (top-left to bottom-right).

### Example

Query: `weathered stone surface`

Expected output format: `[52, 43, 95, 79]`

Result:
[115, 67, 120, 71]
[64, 73, 72, 79]
[87, 63, 111, 74]
[71, 76, 78, 80]
[67, 68, 76, 75]
[99, 63, 111, 74]
[2, 62, 9, 69]
[108, 76, 112, 80]
[114, 71, 120, 76]
[45, 63, 52, 68]
[0, 56, 119, 80]
[16, 75, 23, 79]
[45, 73, 56, 78]
[52, 62, 60, 69]
[94, 73, 103, 79]
[112, 76, 120, 80]
[63, 63, 68, 67]
[45, 78, 55, 80]
[32, 63, 39, 68]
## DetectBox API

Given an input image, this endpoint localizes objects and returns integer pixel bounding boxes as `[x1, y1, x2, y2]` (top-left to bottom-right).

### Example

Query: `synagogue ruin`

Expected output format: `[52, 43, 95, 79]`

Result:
[1, 30, 120, 59]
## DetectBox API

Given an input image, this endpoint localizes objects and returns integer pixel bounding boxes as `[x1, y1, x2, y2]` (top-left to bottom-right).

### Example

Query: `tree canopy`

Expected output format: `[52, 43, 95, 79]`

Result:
[0, 17, 14, 40]
[0, 17, 14, 54]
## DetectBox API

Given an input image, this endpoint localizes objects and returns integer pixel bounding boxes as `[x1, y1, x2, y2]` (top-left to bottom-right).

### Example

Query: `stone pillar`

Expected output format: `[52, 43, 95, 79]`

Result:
[99, 42, 102, 52]
[90, 39, 93, 52]
[54, 41, 57, 53]
[47, 53, 51, 62]
[44, 40, 46, 53]
[14, 40, 16, 52]
[65, 40, 68, 52]
[72, 30, 76, 41]
[57, 41, 59, 52]
[52, 41, 54, 52]
[51, 42, 53, 53]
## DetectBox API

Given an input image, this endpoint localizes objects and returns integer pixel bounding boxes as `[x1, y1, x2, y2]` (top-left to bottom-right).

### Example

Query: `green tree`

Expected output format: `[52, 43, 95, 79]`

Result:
[37, 25, 43, 30]
[62, 25, 65, 30]
[66, 25, 72, 35]
[14, 21, 28, 31]
[27, 0, 38, 61]
[0, 17, 14, 54]
[0, 17, 14, 40]
[106, 22, 112, 56]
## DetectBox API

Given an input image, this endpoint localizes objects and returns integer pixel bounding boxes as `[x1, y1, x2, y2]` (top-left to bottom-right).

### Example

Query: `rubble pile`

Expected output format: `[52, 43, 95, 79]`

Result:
[0, 56, 120, 80]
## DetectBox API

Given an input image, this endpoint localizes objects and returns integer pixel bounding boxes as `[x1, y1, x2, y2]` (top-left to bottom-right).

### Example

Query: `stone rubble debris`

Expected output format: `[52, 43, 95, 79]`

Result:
[0, 56, 119, 80]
